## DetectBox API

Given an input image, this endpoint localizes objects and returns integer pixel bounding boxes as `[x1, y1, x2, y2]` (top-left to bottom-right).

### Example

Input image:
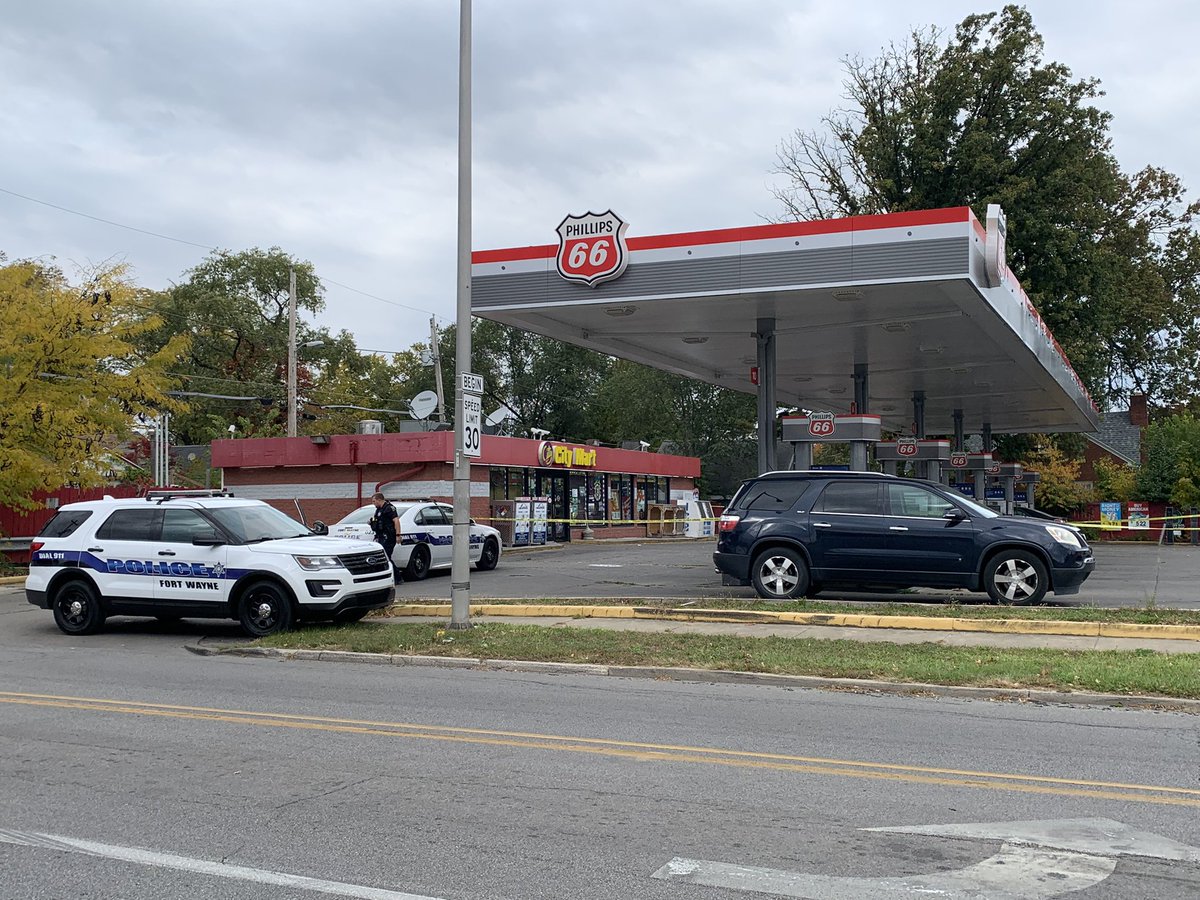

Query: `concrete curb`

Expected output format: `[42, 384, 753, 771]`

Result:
[381, 603, 1200, 642]
[0, 575, 26, 585]
[185, 643, 1200, 713]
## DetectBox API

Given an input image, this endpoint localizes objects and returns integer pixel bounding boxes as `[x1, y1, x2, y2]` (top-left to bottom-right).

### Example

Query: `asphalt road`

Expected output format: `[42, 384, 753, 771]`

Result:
[393, 538, 1200, 609]
[3, 586, 1200, 899]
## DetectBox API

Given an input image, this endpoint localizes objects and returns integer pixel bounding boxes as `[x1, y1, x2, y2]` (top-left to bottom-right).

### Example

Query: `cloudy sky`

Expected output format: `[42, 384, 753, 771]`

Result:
[3, 1, 1197, 355]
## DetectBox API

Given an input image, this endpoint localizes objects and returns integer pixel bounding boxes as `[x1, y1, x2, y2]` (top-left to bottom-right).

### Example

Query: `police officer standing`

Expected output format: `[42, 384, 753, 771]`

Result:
[370, 492, 403, 583]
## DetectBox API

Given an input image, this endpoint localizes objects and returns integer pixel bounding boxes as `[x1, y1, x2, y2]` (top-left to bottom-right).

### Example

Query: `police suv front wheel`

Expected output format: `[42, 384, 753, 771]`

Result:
[52, 579, 105, 636]
[239, 580, 295, 637]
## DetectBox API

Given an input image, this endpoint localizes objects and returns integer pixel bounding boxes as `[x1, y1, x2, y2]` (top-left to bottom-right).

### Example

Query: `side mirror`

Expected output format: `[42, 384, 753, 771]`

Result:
[310, 520, 329, 536]
[192, 529, 224, 546]
[942, 509, 967, 523]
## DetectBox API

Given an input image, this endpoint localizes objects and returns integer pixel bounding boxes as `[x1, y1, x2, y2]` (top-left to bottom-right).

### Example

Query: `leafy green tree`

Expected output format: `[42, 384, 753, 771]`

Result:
[1093, 457, 1137, 503]
[773, 5, 1200, 408]
[1023, 443, 1091, 514]
[589, 359, 758, 496]
[136, 247, 352, 443]
[1136, 414, 1200, 502]
[0, 259, 185, 510]
[469, 320, 611, 442]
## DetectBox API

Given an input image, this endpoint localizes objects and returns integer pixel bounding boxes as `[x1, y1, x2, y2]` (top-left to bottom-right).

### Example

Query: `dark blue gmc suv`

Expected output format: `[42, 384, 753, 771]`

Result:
[714, 471, 1094, 604]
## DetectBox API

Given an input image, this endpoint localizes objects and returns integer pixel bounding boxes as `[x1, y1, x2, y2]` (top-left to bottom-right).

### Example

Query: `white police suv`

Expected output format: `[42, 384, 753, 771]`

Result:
[25, 491, 394, 637]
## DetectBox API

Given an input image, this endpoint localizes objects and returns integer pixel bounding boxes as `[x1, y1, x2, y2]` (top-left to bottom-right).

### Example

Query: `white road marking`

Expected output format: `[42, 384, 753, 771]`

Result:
[653, 817, 1200, 899]
[866, 816, 1200, 863]
[587, 564, 623, 568]
[0, 828, 446, 900]
[652, 846, 1115, 899]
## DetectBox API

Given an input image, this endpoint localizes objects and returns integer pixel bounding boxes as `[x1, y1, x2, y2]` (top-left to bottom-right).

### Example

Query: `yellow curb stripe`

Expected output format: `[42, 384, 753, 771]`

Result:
[380, 603, 1200, 641]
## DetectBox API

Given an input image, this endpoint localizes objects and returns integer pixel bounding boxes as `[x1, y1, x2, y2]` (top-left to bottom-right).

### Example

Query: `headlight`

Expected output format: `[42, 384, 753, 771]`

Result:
[293, 554, 345, 571]
[1045, 525, 1083, 548]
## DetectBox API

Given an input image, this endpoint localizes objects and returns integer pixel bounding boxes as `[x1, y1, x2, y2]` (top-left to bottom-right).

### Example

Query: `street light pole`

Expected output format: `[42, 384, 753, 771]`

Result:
[449, 0, 472, 629]
[287, 267, 298, 437]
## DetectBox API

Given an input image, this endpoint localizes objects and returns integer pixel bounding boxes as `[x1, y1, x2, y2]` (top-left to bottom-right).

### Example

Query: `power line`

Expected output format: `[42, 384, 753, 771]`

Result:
[0, 184, 447, 321]
[0, 186, 213, 250]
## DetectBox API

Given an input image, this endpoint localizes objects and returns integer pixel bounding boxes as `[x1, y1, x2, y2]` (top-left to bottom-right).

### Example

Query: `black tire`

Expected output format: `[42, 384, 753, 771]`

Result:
[750, 547, 810, 600]
[334, 608, 371, 625]
[405, 545, 431, 581]
[984, 550, 1049, 605]
[51, 579, 105, 636]
[238, 580, 294, 637]
[475, 538, 500, 571]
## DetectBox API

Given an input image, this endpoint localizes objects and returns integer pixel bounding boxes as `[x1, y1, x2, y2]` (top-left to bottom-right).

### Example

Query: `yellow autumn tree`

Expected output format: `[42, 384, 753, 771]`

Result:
[0, 259, 188, 511]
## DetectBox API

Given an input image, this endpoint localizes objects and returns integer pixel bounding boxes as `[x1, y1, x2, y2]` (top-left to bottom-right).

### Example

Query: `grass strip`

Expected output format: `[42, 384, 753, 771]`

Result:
[406, 597, 1200, 626]
[258, 622, 1200, 699]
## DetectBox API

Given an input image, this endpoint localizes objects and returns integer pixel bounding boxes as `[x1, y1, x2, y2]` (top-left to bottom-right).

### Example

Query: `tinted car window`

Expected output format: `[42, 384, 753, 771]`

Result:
[886, 483, 956, 518]
[417, 506, 449, 526]
[740, 482, 808, 513]
[95, 508, 161, 541]
[37, 510, 93, 538]
[814, 482, 884, 515]
[160, 509, 214, 543]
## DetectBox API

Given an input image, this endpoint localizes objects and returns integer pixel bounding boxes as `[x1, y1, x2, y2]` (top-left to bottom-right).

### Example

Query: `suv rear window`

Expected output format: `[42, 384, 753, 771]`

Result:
[95, 508, 161, 541]
[733, 481, 810, 513]
[37, 510, 93, 538]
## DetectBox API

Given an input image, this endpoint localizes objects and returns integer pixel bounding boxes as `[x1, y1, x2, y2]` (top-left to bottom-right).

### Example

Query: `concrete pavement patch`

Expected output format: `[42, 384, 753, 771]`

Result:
[381, 603, 1200, 642]
[185, 643, 1200, 713]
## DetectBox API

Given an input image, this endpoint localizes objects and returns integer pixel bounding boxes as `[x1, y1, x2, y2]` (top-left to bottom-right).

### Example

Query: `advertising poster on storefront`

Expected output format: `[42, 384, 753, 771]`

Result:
[1100, 502, 1122, 529]
[514, 497, 532, 547]
[1128, 502, 1150, 530]
[531, 497, 549, 545]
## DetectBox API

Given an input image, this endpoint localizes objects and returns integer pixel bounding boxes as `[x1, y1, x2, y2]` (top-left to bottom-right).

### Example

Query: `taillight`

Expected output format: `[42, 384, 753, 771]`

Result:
[30, 542, 44, 553]
[718, 515, 741, 533]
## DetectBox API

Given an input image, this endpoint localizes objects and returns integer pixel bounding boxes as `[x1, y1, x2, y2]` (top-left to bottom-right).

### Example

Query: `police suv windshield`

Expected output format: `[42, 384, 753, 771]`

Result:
[206, 505, 315, 543]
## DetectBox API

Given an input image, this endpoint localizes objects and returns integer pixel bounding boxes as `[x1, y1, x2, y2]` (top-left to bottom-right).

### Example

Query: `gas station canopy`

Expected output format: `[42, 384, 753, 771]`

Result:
[470, 207, 1097, 437]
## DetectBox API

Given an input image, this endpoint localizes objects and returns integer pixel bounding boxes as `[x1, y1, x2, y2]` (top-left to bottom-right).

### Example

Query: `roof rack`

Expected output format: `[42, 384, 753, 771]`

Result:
[144, 489, 235, 503]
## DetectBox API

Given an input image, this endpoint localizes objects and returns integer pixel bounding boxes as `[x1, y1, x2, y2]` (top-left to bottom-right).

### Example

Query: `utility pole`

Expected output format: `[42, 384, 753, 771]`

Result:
[287, 267, 298, 437]
[449, 0, 473, 629]
[430, 316, 447, 424]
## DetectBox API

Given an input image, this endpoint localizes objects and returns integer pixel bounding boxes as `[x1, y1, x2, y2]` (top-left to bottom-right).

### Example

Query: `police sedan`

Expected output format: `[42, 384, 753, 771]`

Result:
[329, 501, 502, 580]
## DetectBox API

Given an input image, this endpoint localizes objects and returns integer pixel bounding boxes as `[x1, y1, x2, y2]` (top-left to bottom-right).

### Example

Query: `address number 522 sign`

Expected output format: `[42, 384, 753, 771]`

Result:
[556, 211, 631, 288]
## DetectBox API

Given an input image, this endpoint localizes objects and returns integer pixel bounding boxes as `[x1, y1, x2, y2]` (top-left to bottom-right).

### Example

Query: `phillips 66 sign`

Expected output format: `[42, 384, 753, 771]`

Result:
[556, 210, 630, 287]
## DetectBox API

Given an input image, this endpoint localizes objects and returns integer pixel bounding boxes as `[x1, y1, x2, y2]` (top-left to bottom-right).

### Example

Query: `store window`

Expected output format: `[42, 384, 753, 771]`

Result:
[587, 472, 606, 523]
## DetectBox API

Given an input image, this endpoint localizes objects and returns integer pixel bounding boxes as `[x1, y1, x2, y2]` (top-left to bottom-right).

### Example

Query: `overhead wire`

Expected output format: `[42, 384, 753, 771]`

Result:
[0, 185, 449, 322]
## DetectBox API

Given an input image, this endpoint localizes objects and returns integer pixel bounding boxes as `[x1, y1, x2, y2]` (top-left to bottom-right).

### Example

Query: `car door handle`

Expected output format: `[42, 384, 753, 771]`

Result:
[813, 522, 832, 528]
[158, 550, 176, 556]
[889, 526, 909, 531]
[87, 547, 103, 553]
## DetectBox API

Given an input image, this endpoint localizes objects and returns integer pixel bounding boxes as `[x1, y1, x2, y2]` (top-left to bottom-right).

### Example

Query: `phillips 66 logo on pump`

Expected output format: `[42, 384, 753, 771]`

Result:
[556, 210, 630, 287]
[808, 412, 835, 437]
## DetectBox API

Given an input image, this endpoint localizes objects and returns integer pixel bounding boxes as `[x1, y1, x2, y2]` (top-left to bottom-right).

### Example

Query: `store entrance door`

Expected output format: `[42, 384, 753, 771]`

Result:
[537, 471, 570, 542]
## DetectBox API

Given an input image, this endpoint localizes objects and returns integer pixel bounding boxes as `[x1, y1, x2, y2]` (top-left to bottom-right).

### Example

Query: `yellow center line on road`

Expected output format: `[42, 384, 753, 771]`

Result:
[2, 690, 1197, 808]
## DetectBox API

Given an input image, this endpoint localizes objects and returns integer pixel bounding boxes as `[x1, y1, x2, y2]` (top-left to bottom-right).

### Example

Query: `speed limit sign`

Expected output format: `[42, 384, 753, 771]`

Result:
[461, 394, 482, 458]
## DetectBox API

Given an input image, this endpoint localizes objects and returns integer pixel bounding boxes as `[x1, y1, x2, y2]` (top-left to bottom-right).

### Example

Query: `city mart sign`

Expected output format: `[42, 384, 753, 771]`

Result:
[538, 441, 598, 468]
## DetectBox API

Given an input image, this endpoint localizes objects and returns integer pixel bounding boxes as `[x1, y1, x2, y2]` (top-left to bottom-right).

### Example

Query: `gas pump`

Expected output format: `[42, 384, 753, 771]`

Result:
[875, 440, 951, 480]
[781, 413, 883, 472]
[946, 452, 993, 501]
[995, 463, 1023, 516]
